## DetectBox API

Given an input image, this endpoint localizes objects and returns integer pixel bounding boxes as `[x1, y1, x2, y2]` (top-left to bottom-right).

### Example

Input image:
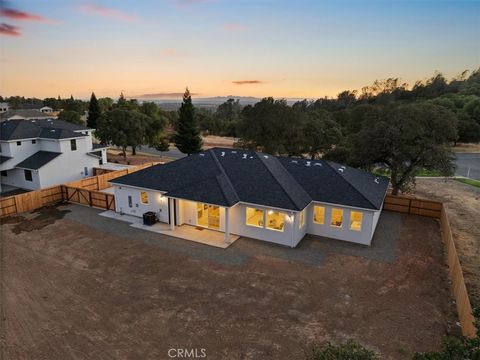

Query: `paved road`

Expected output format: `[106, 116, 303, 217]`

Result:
[455, 153, 480, 180]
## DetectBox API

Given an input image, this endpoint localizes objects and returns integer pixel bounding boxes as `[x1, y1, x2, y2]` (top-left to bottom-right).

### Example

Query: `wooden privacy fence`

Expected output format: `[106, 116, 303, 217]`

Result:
[383, 194, 442, 218]
[0, 162, 158, 217]
[63, 186, 115, 210]
[385, 194, 476, 338]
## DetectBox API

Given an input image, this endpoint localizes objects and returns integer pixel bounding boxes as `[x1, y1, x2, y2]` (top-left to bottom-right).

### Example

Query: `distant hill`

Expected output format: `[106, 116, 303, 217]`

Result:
[135, 95, 302, 110]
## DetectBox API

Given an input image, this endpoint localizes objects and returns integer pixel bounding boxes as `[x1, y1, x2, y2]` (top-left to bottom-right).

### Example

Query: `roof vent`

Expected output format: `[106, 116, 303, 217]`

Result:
[341, 166, 346, 169]
[338, 168, 344, 173]
[249, 156, 253, 159]
[221, 151, 225, 157]
[199, 153, 205, 157]
[242, 154, 247, 159]
[291, 160, 298, 164]
[263, 155, 269, 159]
[374, 177, 379, 184]
[306, 161, 311, 167]
[314, 163, 322, 166]
[50, 129, 55, 132]
[231, 150, 237, 154]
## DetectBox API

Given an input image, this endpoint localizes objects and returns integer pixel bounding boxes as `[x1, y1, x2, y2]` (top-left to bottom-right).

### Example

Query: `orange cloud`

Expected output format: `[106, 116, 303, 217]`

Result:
[232, 80, 264, 85]
[80, 3, 137, 22]
[0, 23, 20, 36]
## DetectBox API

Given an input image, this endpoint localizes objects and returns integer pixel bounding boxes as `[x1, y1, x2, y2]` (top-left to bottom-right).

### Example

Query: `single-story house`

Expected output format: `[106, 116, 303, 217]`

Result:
[109, 148, 389, 247]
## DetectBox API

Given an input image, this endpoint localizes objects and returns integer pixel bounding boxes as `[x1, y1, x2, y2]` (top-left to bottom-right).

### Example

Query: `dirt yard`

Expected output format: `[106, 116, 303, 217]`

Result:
[107, 150, 163, 165]
[0, 205, 457, 360]
[412, 178, 480, 308]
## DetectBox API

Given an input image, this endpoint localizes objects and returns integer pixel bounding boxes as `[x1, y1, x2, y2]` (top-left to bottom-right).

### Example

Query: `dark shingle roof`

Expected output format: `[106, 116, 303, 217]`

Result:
[0, 119, 89, 141]
[0, 155, 12, 164]
[92, 143, 108, 150]
[111, 148, 389, 211]
[0, 109, 53, 120]
[15, 151, 61, 170]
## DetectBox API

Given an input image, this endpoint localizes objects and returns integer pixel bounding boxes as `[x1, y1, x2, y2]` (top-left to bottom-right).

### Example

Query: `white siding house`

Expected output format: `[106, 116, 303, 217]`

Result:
[0, 119, 108, 191]
[109, 148, 388, 247]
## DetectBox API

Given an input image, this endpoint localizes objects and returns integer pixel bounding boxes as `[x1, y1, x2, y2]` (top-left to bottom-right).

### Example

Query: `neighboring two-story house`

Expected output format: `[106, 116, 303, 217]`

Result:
[0, 119, 107, 191]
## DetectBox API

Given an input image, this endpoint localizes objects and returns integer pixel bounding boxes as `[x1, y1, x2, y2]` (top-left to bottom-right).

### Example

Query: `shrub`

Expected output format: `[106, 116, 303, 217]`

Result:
[413, 308, 479, 360]
[305, 340, 378, 360]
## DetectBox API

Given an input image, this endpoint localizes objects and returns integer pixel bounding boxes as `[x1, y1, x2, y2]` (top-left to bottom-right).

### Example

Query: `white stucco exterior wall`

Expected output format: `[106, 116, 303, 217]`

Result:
[113, 185, 168, 222]
[306, 202, 375, 245]
[0, 168, 41, 190]
[229, 203, 295, 247]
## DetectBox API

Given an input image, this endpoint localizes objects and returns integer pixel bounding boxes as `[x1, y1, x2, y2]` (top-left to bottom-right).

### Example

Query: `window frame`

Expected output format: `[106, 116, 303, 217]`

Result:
[266, 210, 286, 232]
[350, 211, 363, 231]
[313, 205, 325, 225]
[140, 191, 149, 205]
[299, 209, 305, 228]
[16, 141, 21, 146]
[245, 207, 264, 228]
[32, 139, 36, 144]
[24, 169, 33, 182]
[70, 139, 77, 151]
[330, 208, 344, 228]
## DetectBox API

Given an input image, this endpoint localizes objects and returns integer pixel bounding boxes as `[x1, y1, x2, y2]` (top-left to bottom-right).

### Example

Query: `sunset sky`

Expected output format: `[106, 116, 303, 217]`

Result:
[1, 0, 479, 100]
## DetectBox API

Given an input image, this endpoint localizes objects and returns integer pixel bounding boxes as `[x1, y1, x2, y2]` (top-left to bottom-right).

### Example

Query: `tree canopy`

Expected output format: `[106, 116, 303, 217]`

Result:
[174, 88, 202, 155]
[87, 92, 101, 129]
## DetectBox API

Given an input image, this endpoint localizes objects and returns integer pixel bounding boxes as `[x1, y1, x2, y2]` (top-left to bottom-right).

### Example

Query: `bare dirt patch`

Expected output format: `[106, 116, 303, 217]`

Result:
[1, 208, 456, 359]
[412, 178, 480, 307]
[453, 142, 480, 153]
[107, 150, 163, 165]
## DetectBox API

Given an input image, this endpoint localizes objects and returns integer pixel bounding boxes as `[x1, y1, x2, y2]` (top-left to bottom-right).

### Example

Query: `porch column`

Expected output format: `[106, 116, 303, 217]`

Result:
[224, 207, 230, 243]
[169, 198, 175, 231]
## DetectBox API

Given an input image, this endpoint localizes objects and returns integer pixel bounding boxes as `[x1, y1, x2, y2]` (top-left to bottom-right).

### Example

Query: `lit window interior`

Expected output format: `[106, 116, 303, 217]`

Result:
[197, 203, 220, 230]
[350, 211, 363, 231]
[313, 206, 325, 224]
[246, 207, 264, 228]
[331, 208, 343, 227]
[266, 210, 285, 232]
[299, 209, 305, 228]
[140, 191, 149, 204]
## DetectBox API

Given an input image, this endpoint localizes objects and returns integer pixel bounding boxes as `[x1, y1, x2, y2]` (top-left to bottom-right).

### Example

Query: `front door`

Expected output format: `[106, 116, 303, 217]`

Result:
[197, 203, 220, 230]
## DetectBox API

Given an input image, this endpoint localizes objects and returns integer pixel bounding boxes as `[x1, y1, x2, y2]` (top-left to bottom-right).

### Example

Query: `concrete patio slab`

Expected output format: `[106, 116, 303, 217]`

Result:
[99, 210, 239, 248]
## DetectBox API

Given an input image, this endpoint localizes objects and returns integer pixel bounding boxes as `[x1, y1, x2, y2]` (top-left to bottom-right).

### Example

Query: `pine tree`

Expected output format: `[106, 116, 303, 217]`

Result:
[87, 92, 101, 129]
[174, 88, 202, 155]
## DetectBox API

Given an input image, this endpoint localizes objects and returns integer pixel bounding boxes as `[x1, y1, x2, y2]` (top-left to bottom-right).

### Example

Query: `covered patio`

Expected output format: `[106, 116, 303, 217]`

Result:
[99, 210, 239, 248]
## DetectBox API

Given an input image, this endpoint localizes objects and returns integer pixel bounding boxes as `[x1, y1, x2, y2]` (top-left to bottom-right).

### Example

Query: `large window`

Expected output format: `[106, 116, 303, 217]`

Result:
[266, 210, 286, 232]
[331, 208, 343, 227]
[350, 211, 363, 231]
[299, 209, 305, 228]
[313, 206, 325, 224]
[246, 207, 264, 228]
[140, 191, 149, 204]
[70, 139, 77, 151]
[24, 169, 32, 182]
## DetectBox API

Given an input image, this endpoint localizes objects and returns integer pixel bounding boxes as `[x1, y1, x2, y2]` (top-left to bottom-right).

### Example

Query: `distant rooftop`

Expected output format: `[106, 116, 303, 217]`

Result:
[0, 119, 90, 141]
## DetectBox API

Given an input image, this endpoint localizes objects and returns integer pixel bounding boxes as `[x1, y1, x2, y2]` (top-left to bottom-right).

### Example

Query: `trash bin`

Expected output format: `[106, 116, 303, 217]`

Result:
[143, 211, 157, 226]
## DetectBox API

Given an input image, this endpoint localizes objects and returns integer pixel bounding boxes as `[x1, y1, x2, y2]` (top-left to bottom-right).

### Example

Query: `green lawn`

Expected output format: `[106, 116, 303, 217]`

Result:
[455, 178, 480, 188]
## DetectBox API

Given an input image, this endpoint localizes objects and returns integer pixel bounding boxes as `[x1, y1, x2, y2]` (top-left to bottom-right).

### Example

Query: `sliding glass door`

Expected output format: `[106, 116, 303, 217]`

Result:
[197, 203, 220, 230]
